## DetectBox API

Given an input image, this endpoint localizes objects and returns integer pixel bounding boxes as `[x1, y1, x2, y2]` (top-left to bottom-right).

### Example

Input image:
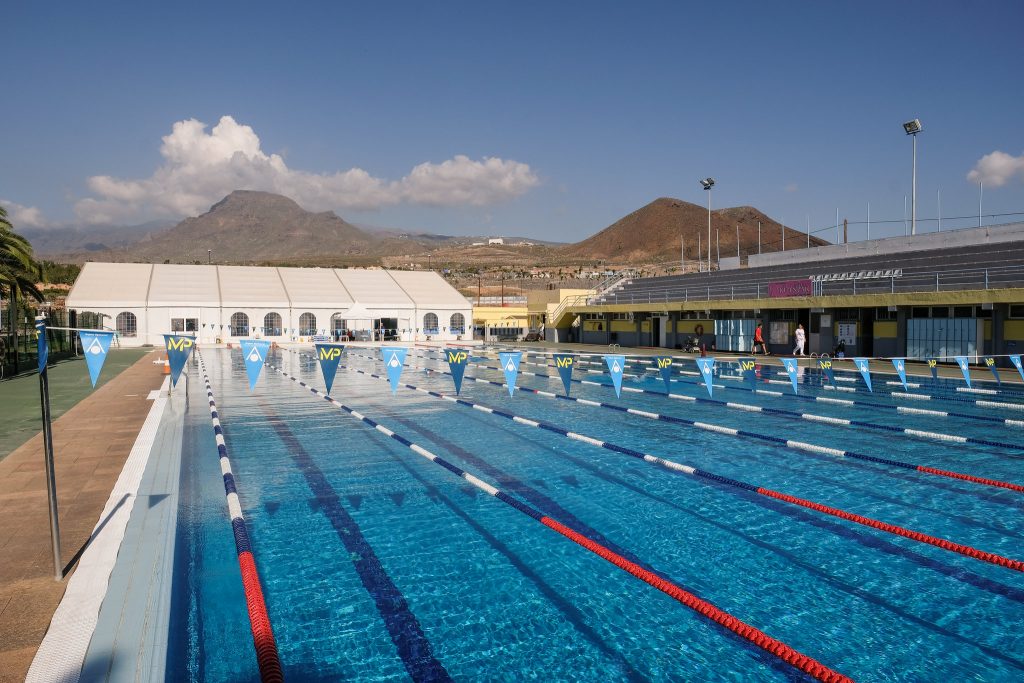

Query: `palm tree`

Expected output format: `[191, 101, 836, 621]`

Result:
[1, 205, 43, 371]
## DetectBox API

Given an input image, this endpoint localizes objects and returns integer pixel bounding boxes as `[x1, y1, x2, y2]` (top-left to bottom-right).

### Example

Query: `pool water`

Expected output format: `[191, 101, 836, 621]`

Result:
[167, 348, 1024, 681]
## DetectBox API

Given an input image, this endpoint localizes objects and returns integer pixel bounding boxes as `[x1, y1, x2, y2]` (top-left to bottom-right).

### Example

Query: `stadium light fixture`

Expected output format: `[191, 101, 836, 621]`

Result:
[700, 178, 714, 270]
[903, 119, 922, 235]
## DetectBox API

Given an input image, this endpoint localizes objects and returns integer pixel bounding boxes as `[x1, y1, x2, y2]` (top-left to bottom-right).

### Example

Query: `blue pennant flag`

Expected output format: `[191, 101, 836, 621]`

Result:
[35, 319, 48, 374]
[499, 351, 522, 397]
[781, 357, 800, 394]
[382, 347, 408, 394]
[891, 358, 908, 390]
[739, 357, 757, 388]
[853, 357, 872, 392]
[314, 343, 345, 395]
[654, 356, 673, 393]
[79, 331, 114, 388]
[553, 353, 575, 396]
[817, 357, 835, 387]
[445, 348, 469, 394]
[954, 355, 971, 388]
[925, 357, 939, 384]
[1010, 355, 1024, 382]
[696, 357, 715, 397]
[983, 356, 1000, 385]
[604, 354, 625, 398]
[239, 339, 271, 391]
[163, 334, 196, 387]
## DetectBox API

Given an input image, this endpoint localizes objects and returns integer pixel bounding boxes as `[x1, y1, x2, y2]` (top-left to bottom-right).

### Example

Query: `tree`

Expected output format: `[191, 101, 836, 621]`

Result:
[0, 205, 43, 303]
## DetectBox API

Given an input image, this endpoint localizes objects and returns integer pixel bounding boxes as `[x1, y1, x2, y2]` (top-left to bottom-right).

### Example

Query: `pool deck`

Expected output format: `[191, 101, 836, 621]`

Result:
[0, 352, 164, 683]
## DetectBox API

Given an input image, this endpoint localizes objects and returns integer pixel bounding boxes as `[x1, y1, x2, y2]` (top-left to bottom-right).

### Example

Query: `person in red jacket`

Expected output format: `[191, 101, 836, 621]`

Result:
[753, 322, 769, 355]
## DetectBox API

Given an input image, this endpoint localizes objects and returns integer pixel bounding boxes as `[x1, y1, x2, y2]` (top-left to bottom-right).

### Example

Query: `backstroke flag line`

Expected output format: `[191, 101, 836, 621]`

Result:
[382, 347, 408, 394]
[240, 339, 271, 391]
[817, 357, 835, 387]
[654, 356, 674, 393]
[696, 357, 715, 397]
[499, 352, 522, 397]
[79, 331, 114, 388]
[445, 348, 469, 395]
[1011, 355, 1024, 382]
[781, 357, 799, 394]
[314, 343, 345, 395]
[892, 358, 908, 391]
[954, 356, 971, 388]
[605, 354, 625, 398]
[854, 358, 872, 392]
[983, 356, 1001, 385]
[163, 334, 196, 387]
[553, 354, 575, 396]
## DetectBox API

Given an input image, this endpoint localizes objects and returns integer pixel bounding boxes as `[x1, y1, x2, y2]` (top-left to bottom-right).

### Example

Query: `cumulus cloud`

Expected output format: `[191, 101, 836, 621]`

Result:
[967, 150, 1024, 187]
[0, 199, 48, 228]
[74, 116, 539, 224]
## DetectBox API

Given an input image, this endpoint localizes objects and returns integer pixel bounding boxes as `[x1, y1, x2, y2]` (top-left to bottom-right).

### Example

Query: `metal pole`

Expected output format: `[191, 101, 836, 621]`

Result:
[904, 195, 908, 235]
[836, 207, 840, 243]
[911, 132, 917, 235]
[806, 214, 810, 248]
[36, 317, 62, 581]
[681, 237, 685, 272]
[937, 189, 941, 232]
[716, 228, 720, 265]
[707, 189, 712, 272]
[867, 202, 871, 240]
[781, 216, 785, 251]
[979, 181, 984, 227]
[698, 233, 702, 272]
[757, 221, 761, 254]
[736, 224, 740, 258]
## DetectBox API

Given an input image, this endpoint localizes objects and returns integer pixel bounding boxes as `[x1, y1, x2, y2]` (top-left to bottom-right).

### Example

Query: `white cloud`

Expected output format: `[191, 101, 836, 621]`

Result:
[0, 199, 48, 228]
[967, 150, 1024, 187]
[74, 116, 539, 224]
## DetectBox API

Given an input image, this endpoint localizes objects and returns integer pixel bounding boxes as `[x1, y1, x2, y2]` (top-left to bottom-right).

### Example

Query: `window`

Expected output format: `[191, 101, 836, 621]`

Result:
[911, 307, 930, 319]
[974, 306, 992, 319]
[423, 312, 439, 334]
[264, 312, 282, 336]
[171, 318, 197, 332]
[230, 312, 250, 336]
[450, 312, 465, 333]
[1009, 305, 1024, 319]
[299, 312, 317, 336]
[952, 306, 973, 318]
[931, 307, 949, 319]
[331, 313, 347, 336]
[115, 312, 137, 337]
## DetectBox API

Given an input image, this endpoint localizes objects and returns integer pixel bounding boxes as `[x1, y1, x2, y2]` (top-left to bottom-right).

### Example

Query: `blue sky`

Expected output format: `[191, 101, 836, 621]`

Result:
[3, 1, 1023, 243]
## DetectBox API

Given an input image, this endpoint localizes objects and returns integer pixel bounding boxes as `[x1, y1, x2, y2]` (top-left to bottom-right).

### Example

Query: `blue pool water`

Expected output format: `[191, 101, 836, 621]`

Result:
[168, 348, 1024, 681]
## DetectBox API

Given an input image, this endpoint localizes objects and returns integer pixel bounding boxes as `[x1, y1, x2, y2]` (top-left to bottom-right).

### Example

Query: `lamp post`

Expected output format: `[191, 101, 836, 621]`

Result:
[903, 118, 922, 235]
[699, 178, 715, 271]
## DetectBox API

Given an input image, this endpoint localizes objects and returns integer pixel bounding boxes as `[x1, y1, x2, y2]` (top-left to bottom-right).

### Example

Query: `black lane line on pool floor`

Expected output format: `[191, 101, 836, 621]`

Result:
[255, 400, 452, 683]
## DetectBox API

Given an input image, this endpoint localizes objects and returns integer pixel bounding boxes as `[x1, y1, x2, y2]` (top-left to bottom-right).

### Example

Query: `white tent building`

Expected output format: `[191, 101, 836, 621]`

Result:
[65, 262, 472, 346]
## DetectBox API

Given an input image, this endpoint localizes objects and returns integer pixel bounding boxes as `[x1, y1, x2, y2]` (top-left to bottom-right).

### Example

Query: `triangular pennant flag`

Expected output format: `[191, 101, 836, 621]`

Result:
[36, 320, 49, 374]
[382, 347, 408, 394]
[1010, 355, 1024, 382]
[925, 357, 939, 384]
[654, 356, 673, 393]
[163, 334, 196, 387]
[314, 343, 345, 395]
[954, 356, 971, 388]
[853, 357, 872, 392]
[239, 339, 271, 391]
[891, 358, 908, 390]
[79, 331, 114, 387]
[499, 352, 522, 397]
[553, 354, 575, 396]
[781, 357, 800, 394]
[817, 357, 835, 387]
[604, 354, 625, 398]
[445, 348, 469, 395]
[983, 356, 1000, 385]
[696, 357, 715, 397]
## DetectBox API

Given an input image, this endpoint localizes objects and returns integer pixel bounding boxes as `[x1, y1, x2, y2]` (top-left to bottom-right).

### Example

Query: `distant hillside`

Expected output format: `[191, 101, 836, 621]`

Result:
[23, 220, 176, 259]
[561, 197, 829, 263]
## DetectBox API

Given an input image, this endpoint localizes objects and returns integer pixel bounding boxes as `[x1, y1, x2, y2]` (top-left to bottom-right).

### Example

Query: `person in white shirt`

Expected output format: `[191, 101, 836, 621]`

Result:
[793, 323, 806, 356]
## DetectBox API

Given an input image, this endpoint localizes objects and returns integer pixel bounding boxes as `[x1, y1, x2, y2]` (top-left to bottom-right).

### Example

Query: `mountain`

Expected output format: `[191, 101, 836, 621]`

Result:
[560, 197, 829, 263]
[22, 220, 176, 258]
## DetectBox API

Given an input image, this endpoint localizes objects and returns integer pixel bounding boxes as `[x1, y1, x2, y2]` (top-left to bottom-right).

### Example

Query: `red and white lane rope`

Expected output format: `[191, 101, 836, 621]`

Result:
[197, 350, 284, 682]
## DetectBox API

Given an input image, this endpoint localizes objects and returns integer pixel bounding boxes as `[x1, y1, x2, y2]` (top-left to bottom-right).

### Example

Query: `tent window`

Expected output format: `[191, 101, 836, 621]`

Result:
[299, 312, 317, 336]
[264, 312, 282, 336]
[423, 312, 439, 334]
[116, 312, 137, 338]
[230, 312, 250, 337]
[450, 312, 465, 333]
[331, 313, 347, 335]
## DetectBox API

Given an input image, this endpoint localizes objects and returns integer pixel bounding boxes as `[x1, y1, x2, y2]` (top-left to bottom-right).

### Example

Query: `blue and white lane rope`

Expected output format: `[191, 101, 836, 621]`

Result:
[285, 358, 1024, 573]
[196, 350, 284, 683]
[261, 362, 853, 683]
[341, 349, 1024, 496]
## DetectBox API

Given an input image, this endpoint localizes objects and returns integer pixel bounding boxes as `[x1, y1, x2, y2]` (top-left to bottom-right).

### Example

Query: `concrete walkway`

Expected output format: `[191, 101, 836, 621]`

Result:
[0, 351, 164, 683]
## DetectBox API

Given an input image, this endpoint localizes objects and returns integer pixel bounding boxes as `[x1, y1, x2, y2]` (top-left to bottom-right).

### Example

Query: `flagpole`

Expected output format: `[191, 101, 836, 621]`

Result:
[36, 315, 63, 581]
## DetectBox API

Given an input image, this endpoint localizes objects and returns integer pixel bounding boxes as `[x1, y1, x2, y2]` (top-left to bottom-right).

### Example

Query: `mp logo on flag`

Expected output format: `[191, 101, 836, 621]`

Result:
[925, 357, 939, 383]
[983, 356, 1000, 385]
[654, 356, 673, 393]
[854, 358, 873, 392]
[891, 358, 908, 390]
[499, 352, 522, 397]
[446, 348, 469, 395]
[382, 347, 408, 394]
[739, 357, 757, 388]
[781, 357, 800, 394]
[163, 334, 196, 387]
[696, 357, 715, 397]
[314, 343, 345, 395]
[954, 356, 971, 388]
[79, 331, 115, 388]
[239, 339, 271, 391]
[553, 354, 575, 396]
[817, 357, 835, 386]
[604, 354, 625, 398]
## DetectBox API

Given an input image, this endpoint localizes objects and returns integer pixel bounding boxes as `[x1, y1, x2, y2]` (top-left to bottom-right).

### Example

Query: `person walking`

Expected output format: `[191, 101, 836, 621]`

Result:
[753, 322, 769, 355]
[793, 323, 806, 356]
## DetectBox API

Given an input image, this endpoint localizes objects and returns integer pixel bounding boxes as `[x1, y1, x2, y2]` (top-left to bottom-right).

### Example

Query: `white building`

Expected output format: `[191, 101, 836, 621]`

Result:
[487, 237, 504, 245]
[65, 262, 472, 346]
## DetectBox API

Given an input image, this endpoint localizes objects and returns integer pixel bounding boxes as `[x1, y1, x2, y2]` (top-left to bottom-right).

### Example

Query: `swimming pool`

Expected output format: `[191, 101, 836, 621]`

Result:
[167, 346, 1024, 681]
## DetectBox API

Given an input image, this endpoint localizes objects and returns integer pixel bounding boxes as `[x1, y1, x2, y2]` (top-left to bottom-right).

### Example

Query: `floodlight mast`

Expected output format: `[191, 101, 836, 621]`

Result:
[903, 119, 922, 235]
[700, 178, 715, 271]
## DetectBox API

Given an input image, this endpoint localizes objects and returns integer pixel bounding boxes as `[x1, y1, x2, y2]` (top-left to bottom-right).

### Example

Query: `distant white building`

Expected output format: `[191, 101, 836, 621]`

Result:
[487, 237, 504, 245]
[65, 262, 473, 345]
